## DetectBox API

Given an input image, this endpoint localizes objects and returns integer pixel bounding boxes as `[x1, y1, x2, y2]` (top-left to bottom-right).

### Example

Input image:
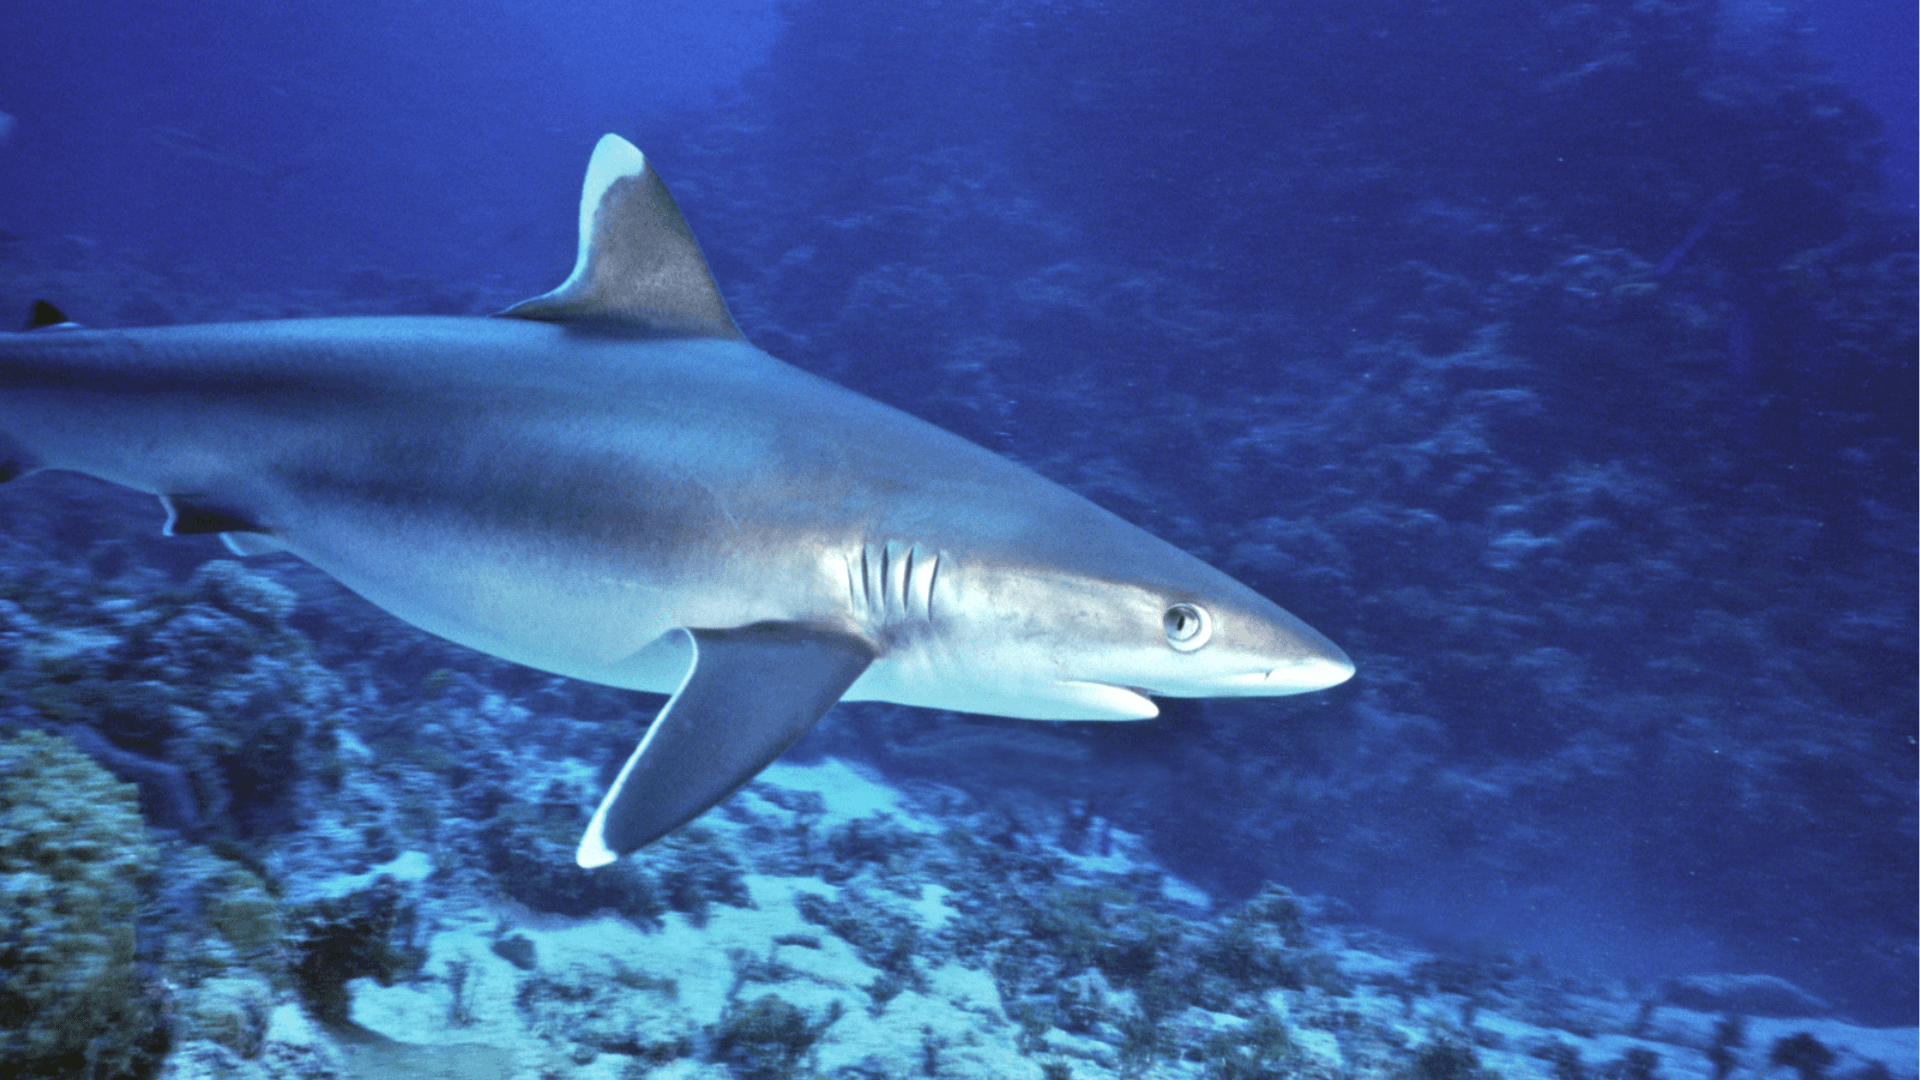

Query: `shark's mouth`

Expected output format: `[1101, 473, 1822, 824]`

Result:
[1210, 657, 1355, 695]
[1135, 654, 1356, 700]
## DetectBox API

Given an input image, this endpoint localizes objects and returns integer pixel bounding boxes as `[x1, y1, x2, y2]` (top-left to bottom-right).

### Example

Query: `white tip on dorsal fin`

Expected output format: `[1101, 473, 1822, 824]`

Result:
[499, 134, 741, 340]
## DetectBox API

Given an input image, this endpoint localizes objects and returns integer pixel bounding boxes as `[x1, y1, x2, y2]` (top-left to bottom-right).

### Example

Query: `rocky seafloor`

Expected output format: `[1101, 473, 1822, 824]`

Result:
[0, 548, 1911, 1080]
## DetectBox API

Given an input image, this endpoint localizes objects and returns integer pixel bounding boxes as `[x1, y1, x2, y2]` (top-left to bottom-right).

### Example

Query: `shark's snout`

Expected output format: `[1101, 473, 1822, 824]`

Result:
[1267, 649, 1355, 693]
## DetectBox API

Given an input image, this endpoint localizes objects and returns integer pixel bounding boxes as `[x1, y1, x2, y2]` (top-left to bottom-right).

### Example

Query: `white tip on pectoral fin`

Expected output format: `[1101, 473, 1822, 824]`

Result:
[576, 773, 631, 869]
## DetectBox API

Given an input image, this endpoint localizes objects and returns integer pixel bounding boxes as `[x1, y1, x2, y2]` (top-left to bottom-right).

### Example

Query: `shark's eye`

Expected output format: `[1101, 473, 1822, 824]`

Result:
[1163, 603, 1212, 651]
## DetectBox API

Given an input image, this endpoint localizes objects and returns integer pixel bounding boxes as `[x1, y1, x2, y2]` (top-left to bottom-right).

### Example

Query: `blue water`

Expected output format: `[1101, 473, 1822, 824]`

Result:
[1804, 0, 1918, 209]
[2, 0, 1914, 1026]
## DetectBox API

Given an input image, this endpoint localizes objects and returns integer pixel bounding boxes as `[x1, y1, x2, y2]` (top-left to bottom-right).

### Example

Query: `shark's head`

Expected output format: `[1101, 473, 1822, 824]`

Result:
[868, 516, 1355, 721]
[1081, 576, 1356, 708]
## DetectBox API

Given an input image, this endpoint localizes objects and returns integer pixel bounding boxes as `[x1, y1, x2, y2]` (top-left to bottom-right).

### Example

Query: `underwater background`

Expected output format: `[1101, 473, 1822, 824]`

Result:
[0, 0, 1913, 1076]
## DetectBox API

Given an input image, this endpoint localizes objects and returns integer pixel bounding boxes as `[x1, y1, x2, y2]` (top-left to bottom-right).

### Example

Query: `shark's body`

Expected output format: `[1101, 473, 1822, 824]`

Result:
[0, 135, 1351, 865]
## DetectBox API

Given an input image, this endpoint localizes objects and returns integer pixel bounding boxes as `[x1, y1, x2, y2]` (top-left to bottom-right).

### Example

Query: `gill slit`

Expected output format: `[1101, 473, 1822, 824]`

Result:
[899, 543, 915, 622]
[923, 547, 941, 624]
[851, 544, 868, 621]
[864, 542, 876, 611]
[846, 540, 944, 631]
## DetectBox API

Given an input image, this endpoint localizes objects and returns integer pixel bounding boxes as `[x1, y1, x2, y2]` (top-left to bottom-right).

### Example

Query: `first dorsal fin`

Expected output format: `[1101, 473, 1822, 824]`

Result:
[498, 134, 741, 340]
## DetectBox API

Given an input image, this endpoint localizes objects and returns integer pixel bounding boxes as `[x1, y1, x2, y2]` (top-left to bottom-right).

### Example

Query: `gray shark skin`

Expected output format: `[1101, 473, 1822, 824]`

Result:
[0, 134, 1352, 866]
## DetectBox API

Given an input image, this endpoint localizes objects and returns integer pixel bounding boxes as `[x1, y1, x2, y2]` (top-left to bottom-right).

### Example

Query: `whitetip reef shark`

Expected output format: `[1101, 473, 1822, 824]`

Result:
[0, 134, 1353, 866]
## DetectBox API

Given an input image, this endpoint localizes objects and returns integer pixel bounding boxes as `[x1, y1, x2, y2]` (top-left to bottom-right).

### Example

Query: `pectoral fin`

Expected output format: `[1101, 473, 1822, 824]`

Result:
[576, 623, 875, 867]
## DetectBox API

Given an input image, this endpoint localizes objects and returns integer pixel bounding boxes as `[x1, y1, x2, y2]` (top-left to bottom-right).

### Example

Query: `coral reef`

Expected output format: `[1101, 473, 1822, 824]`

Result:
[0, 728, 164, 1078]
[0, 559, 345, 845]
[1770, 1033, 1838, 1080]
[288, 878, 422, 1025]
[0, 581, 1911, 1078]
[712, 993, 841, 1080]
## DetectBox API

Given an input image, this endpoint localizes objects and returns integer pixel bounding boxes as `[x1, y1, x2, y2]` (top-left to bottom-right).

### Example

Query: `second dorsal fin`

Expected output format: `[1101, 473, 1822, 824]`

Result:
[24, 300, 81, 331]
